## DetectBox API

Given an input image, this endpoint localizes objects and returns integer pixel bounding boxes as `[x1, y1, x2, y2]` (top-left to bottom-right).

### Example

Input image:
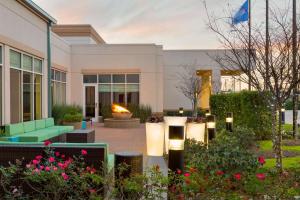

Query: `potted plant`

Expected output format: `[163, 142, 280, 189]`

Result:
[186, 117, 206, 142]
[146, 115, 164, 156]
[63, 113, 83, 129]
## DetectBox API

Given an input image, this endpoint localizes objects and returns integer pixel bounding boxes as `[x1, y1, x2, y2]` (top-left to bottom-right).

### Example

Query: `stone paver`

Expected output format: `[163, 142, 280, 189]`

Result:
[93, 123, 146, 155]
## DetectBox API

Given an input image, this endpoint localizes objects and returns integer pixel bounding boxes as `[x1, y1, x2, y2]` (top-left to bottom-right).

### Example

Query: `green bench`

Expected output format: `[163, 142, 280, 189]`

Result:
[1, 118, 74, 142]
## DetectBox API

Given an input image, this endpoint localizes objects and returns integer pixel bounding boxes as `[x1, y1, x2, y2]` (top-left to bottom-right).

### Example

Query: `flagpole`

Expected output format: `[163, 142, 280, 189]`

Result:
[265, 0, 269, 90]
[248, 0, 252, 91]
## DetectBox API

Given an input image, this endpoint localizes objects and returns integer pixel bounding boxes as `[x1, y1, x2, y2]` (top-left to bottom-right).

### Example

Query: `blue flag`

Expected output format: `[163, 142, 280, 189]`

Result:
[232, 0, 249, 25]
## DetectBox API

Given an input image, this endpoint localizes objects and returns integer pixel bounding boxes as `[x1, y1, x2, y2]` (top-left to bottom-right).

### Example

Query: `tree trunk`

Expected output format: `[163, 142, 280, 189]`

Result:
[272, 104, 283, 172]
[192, 98, 198, 118]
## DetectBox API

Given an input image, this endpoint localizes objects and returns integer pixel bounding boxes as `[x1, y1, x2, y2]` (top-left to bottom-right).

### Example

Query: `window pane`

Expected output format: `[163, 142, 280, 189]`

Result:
[83, 75, 97, 83]
[22, 55, 33, 71]
[10, 69, 22, 123]
[127, 74, 139, 83]
[10, 50, 21, 68]
[62, 72, 67, 82]
[23, 72, 33, 121]
[112, 84, 125, 104]
[51, 69, 54, 80]
[113, 74, 125, 83]
[34, 58, 43, 73]
[55, 71, 61, 81]
[62, 83, 66, 104]
[0, 46, 2, 64]
[98, 84, 111, 115]
[98, 74, 111, 83]
[34, 74, 42, 120]
[127, 84, 139, 105]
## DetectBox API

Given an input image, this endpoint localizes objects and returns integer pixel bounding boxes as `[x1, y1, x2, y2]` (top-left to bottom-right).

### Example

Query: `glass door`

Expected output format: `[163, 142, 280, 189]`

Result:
[84, 85, 98, 121]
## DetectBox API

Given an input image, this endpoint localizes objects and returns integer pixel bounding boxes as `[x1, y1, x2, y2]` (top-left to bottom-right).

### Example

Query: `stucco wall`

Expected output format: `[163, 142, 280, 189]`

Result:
[163, 50, 228, 110]
[70, 44, 164, 113]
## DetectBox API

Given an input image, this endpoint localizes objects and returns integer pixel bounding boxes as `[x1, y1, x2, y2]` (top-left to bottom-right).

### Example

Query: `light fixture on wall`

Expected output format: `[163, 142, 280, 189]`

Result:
[168, 126, 184, 172]
[205, 109, 211, 117]
[280, 108, 285, 124]
[178, 107, 184, 116]
[206, 115, 216, 141]
[226, 112, 233, 132]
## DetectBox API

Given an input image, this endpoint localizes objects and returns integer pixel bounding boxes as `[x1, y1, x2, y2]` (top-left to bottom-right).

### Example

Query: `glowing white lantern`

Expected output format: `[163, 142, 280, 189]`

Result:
[146, 122, 165, 156]
[186, 123, 205, 142]
[164, 116, 187, 153]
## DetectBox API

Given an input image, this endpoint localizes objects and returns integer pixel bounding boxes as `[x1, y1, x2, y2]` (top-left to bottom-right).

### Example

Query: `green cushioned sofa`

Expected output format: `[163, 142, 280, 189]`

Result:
[1, 118, 74, 142]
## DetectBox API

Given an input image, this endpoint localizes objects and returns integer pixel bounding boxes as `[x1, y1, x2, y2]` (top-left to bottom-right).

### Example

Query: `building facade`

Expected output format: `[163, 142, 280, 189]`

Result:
[0, 0, 244, 125]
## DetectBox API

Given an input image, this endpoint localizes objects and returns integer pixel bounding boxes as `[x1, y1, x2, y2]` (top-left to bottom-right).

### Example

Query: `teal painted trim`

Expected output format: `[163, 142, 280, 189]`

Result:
[24, 0, 57, 23]
[47, 22, 52, 117]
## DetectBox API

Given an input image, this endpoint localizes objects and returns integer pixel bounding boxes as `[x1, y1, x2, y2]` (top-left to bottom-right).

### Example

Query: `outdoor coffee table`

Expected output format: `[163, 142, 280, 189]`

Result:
[66, 129, 95, 143]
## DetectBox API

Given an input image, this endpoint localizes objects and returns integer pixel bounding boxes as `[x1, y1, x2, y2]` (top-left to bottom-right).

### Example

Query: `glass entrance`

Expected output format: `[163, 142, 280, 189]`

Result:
[85, 86, 97, 119]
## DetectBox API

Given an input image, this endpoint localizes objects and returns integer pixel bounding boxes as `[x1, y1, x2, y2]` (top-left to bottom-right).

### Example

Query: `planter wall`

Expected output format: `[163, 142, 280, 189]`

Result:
[186, 123, 205, 142]
[146, 122, 164, 156]
[164, 116, 187, 153]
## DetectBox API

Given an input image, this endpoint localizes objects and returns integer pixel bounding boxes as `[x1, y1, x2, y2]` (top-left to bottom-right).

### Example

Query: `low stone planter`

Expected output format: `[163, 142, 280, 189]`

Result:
[63, 121, 82, 129]
[186, 122, 206, 143]
[146, 122, 164, 156]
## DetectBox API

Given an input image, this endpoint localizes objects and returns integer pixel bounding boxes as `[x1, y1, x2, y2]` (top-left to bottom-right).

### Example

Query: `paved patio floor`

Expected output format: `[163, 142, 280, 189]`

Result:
[94, 123, 147, 155]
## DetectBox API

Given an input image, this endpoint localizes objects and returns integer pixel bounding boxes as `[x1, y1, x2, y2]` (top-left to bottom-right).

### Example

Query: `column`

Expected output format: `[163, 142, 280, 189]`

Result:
[212, 69, 221, 94]
[3, 45, 10, 124]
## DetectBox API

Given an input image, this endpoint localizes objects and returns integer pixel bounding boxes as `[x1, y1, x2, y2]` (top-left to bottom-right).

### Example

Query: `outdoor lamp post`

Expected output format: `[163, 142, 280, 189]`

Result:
[168, 126, 184, 172]
[179, 107, 184, 116]
[281, 108, 285, 124]
[226, 112, 233, 132]
[205, 109, 211, 117]
[207, 115, 216, 140]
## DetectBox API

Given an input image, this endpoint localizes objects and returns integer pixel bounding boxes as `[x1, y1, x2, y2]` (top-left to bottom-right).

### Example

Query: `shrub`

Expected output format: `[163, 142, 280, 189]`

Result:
[63, 113, 83, 123]
[210, 91, 272, 140]
[52, 104, 82, 125]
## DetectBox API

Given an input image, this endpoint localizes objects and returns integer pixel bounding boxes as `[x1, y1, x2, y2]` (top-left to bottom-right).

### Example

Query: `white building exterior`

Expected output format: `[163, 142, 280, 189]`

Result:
[0, 0, 243, 125]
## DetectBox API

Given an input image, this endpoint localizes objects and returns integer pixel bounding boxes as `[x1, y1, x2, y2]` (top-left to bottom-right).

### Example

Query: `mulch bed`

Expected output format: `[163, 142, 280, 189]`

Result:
[256, 150, 300, 159]
[282, 139, 300, 146]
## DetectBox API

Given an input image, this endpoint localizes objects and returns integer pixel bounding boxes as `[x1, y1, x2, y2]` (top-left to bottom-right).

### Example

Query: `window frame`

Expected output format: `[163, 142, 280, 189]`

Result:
[9, 47, 44, 122]
[51, 68, 67, 105]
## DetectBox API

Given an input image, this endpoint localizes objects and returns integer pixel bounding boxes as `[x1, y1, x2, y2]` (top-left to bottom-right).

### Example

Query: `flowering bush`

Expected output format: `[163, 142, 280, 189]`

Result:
[0, 141, 108, 199]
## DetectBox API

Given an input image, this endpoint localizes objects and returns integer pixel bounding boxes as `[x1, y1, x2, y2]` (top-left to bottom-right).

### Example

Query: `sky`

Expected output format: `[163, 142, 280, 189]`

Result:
[33, 0, 292, 49]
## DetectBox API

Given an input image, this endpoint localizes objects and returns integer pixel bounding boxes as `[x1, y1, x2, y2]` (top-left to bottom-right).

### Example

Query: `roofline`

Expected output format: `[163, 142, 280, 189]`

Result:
[17, 0, 57, 24]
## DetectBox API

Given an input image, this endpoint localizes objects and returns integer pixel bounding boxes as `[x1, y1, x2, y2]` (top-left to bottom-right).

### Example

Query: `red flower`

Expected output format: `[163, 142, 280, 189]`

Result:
[258, 156, 265, 165]
[256, 173, 266, 180]
[35, 155, 43, 160]
[39, 165, 44, 170]
[61, 154, 65, 159]
[58, 162, 65, 169]
[177, 169, 182, 174]
[53, 166, 58, 171]
[44, 140, 52, 146]
[32, 159, 39, 165]
[45, 166, 51, 172]
[55, 152, 60, 157]
[216, 170, 224, 176]
[184, 173, 190, 177]
[61, 172, 69, 181]
[81, 149, 87, 156]
[89, 189, 96, 193]
[234, 173, 242, 180]
[48, 157, 55, 163]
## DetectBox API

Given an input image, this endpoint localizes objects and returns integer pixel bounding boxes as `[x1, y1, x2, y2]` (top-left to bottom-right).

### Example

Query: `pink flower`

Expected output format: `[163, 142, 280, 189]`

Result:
[90, 168, 96, 174]
[48, 157, 55, 163]
[256, 173, 266, 180]
[89, 189, 96, 193]
[61, 172, 69, 180]
[44, 140, 52, 146]
[81, 149, 88, 156]
[234, 173, 242, 181]
[26, 164, 31, 169]
[61, 154, 65, 159]
[33, 168, 40, 174]
[39, 165, 44, 170]
[58, 162, 65, 169]
[177, 169, 182, 174]
[32, 159, 39, 165]
[258, 156, 266, 165]
[184, 173, 190, 177]
[55, 152, 60, 157]
[35, 155, 43, 160]
[45, 166, 51, 172]
[216, 170, 224, 176]
[53, 166, 58, 171]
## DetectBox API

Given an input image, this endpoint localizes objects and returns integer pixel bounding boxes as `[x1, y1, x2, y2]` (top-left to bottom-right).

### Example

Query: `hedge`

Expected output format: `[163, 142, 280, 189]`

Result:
[210, 91, 272, 140]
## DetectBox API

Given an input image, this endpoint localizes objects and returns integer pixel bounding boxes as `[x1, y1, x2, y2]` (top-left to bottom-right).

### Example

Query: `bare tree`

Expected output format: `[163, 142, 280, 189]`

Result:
[204, 2, 300, 171]
[176, 66, 202, 117]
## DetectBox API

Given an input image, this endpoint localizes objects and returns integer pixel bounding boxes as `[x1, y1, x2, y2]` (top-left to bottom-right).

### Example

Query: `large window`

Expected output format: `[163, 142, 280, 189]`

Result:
[51, 69, 67, 105]
[83, 73, 140, 115]
[10, 49, 43, 122]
